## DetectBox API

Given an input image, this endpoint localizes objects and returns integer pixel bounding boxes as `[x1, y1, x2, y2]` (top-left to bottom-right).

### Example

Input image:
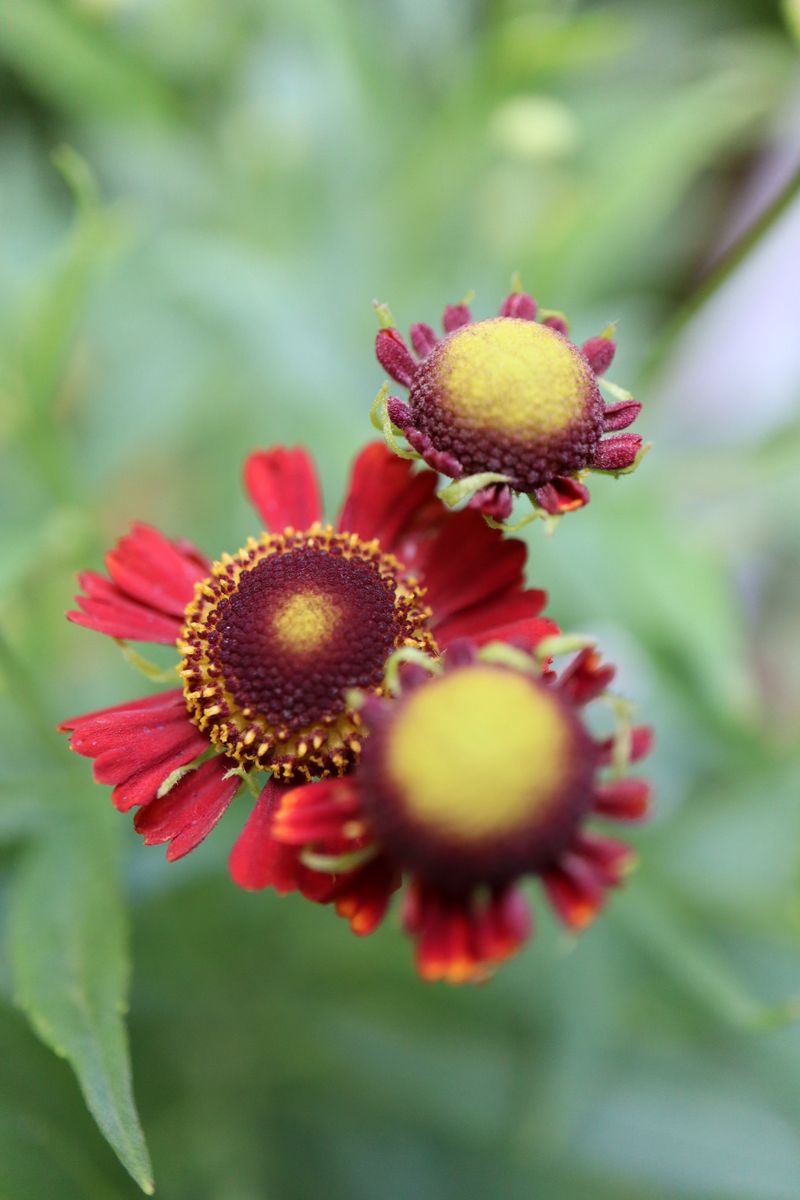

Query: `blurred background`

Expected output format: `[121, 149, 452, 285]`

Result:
[2, 0, 800, 1196]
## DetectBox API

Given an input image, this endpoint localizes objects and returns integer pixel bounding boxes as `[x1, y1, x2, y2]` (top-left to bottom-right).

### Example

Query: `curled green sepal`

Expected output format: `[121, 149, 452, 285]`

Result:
[535, 633, 596, 664]
[600, 691, 636, 779]
[484, 492, 548, 534]
[477, 642, 538, 674]
[156, 748, 216, 798]
[372, 300, 396, 330]
[221, 763, 260, 798]
[300, 844, 378, 874]
[437, 470, 512, 510]
[382, 646, 443, 696]
[114, 639, 180, 683]
[370, 384, 420, 461]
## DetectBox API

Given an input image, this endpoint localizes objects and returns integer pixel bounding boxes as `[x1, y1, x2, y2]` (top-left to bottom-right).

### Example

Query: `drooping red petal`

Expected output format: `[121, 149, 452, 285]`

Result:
[375, 328, 417, 388]
[403, 881, 531, 984]
[572, 832, 635, 887]
[133, 755, 240, 861]
[558, 648, 616, 705]
[536, 476, 590, 515]
[499, 292, 537, 320]
[419, 509, 527, 624]
[433, 586, 548, 647]
[442, 303, 472, 333]
[409, 322, 438, 358]
[67, 571, 184, 644]
[105, 523, 209, 617]
[229, 779, 339, 901]
[592, 778, 652, 821]
[336, 442, 443, 559]
[541, 856, 605, 930]
[59, 690, 209, 813]
[591, 434, 642, 471]
[332, 856, 402, 936]
[602, 399, 641, 431]
[272, 778, 363, 845]
[581, 336, 616, 376]
[243, 447, 323, 532]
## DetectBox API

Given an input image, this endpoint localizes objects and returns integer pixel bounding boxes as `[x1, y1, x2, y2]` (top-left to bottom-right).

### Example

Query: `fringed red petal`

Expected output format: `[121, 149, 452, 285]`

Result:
[592, 434, 642, 471]
[602, 399, 642, 432]
[243, 447, 323, 532]
[105, 523, 209, 617]
[59, 690, 208, 813]
[272, 778, 363, 845]
[536, 476, 590, 515]
[133, 756, 240, 861]
[336, 442, 443, 560]
[67, 570, 185, 644]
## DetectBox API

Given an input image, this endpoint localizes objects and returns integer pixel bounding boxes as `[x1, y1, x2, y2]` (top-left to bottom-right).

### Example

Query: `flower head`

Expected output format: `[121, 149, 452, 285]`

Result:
[272, 641, 653, 984]
[60, 444, 556, 878]
[374, 288, 647, 526]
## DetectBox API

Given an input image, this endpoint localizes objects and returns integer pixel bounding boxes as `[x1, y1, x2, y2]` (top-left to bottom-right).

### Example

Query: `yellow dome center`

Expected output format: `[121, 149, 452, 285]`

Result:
[273, 590, 341, 653]
[385, 666, 571, 842]
[436, 318, 589, 438]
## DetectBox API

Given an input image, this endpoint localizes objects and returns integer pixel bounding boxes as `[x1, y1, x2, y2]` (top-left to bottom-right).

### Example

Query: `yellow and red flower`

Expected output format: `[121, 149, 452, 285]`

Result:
[272, 642, 653, 983]
[60, 444, 556, 887]
[374, 288, 646, 523]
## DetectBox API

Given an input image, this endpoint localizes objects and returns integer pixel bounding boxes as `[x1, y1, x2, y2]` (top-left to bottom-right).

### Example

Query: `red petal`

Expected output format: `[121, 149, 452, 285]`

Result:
[404, 882, 530, 984]
[60, 690, 208, 813]
[243, 447, 323, 532]
[333, 857, 402, 935]
[558, 648, 616, 705]
[541, 865, 603, 931]
[581, 336, 616, 376]
[229, 780, 338, 900]
[591, 434, 642, 471]
[336, 442, 443, 558]
[420, 510, 526, 624]
[68, 570, 184, 644]
[602, 399, 641, 432]
[375, 328, 417, 388]
[434, 586, 548, 647]
[134, 756, 239, 861]
[499, 292, 536, 320]
[593, 778, 651, 821]
[442, 303, 472, 333]
[272, 778, 362, 845]
[410, 322, 438, 357]
[105, 523, 209, 616]
[536, 476, 590, 515]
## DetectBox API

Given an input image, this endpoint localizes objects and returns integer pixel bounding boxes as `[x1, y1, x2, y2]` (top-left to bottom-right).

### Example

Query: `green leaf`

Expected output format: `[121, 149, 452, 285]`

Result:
[9, 796, 154, 1194]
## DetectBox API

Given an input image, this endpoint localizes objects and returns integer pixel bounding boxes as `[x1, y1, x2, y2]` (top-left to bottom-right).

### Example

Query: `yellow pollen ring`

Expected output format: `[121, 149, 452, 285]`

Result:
[272, 590, 341, 653]
[436, 318, 590, 438]
[384, 667, 571, 842]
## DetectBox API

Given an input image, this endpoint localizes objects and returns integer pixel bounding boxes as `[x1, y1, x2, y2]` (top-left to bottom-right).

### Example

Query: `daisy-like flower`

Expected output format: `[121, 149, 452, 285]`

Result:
[272, 641, 652, 984]
[59, 443, 556, 885]
[373, 287, 647, 525]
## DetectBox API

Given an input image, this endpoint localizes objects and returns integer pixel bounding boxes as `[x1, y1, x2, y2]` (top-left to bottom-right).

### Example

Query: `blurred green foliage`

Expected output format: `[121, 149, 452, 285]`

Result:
[1, 0, 800, 1197]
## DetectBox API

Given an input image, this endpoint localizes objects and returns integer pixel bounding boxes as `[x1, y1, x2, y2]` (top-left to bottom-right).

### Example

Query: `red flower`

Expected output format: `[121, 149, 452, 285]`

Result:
[60, 444, 557, 882]
[374, 289, 646, 524]
[272, 642, 653, 984]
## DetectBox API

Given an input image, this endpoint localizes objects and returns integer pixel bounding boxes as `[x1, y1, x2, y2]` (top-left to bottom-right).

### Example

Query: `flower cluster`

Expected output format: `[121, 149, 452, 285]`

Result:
[62, 283, 652, 984]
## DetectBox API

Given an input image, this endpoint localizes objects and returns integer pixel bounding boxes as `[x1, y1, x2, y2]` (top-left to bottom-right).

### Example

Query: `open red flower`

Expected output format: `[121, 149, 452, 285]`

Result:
[272, 641, 653, 984]
[374, 288, 646, 524]
[60, 443, 557, 882]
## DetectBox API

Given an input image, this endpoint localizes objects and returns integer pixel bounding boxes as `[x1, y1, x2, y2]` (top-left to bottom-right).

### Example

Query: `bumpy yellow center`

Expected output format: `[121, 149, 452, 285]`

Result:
[385, 666, 571, 841]
[437, 318, 589, 437]
[273, 591, 341, 653]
